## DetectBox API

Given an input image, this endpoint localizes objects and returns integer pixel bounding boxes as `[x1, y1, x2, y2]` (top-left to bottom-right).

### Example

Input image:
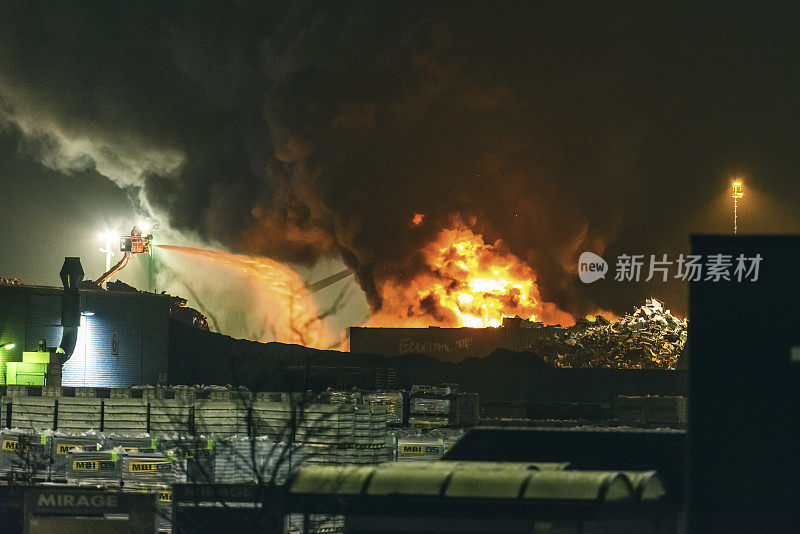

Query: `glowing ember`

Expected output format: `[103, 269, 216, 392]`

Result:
[155, 245, 331, 348]
[411, 213, 425, 226]
[373, 225, 573, 327]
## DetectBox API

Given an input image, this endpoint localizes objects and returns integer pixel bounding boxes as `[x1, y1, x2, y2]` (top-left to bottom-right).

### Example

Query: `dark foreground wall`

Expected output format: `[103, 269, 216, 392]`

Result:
[169, 321, 686, 402]
[689, 235, 800, 533]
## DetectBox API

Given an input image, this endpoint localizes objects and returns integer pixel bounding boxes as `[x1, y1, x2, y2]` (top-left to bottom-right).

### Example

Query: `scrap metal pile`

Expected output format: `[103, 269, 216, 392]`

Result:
[537, 299, 687, 370]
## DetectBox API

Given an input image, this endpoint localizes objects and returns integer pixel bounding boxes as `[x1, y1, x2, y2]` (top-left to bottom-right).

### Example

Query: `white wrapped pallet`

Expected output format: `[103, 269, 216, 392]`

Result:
[158, 434, 216, 483]
[329, 391, 361, 405]
[214, 435, 306, 485]
[408, 415, 450, 429]
[0, 428, 50, 478]
[66, 447, 123, 486]
[102, 432, 157, 453]
[49, 430, 103, 479]
[396, 437, 445, 462]
[364, 392, 404, 426]
[122, 451, 187, 488]
[410, 398, 450, 415]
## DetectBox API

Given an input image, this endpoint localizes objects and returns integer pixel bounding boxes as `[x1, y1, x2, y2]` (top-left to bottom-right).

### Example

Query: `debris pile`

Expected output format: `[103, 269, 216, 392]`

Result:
[537, 299, 687, 370]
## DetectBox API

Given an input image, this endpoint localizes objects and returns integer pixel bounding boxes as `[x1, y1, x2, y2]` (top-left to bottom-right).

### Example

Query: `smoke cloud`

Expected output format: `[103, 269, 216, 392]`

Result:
[1, 1, 797, 323]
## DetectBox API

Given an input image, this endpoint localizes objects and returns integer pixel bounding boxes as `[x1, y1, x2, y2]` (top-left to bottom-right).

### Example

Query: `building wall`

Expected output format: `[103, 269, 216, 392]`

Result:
[688, 236, 800, 531]
[348, 326, 558, 362]
[0, 285, 169, 387]
[0, 288, 26, 384]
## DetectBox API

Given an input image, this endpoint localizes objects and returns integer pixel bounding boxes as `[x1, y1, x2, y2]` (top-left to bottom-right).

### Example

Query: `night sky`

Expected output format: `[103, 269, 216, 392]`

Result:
[1, 1, 798, 329]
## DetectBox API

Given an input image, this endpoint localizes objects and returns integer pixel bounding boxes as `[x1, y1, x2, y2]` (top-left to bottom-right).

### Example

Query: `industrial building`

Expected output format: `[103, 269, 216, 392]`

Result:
[348, 318, 560, 362]
[1, 237, 795, 533]
[0, 282, 171, 387]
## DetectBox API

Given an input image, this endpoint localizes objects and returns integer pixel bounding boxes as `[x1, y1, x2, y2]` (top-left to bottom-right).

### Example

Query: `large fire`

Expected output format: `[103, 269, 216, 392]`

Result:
[372, 223, 574, 327]
[155, 245, 332, 348]
[156, 222, 575, 349]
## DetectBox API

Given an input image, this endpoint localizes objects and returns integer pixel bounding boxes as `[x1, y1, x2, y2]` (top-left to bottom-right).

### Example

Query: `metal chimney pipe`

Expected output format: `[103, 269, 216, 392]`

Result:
[58, 257, 84, 360]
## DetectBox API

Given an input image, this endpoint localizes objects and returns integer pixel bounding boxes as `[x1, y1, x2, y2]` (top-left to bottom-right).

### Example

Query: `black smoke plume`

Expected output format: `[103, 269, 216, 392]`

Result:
[1, 1, 797, 319]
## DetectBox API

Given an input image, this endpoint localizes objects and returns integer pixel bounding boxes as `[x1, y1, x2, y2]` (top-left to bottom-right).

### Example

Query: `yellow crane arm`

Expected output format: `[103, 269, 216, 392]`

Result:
[95, 251, 131, 287]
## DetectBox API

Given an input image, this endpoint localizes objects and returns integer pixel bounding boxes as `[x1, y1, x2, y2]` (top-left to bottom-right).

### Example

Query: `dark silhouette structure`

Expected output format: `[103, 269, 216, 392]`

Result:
[688, 236, 800, 532]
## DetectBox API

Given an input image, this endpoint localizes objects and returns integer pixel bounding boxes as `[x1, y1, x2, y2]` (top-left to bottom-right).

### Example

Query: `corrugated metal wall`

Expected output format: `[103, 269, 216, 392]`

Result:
[24, 292, 62, 350]
[67, 291, 146, 387]
[349, 326, 558, 362]
[142, 294, 170, 385]
[0, 286, 169, 387]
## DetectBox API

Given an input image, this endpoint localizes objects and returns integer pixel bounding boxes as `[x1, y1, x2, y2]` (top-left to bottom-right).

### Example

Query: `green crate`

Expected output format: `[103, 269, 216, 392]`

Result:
[6, 362, 47, 385]
[22, 352, 51, 364]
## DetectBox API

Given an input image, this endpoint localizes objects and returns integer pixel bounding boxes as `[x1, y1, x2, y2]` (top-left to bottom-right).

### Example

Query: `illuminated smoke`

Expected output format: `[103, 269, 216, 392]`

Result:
[155, 245, 332, 348]
[2, 3, 783, 325]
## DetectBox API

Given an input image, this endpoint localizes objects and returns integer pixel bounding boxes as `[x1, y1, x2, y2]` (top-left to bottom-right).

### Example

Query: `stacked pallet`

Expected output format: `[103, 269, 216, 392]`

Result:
[194, 400, 246, 436]
[614, 396, 687, 427]
[393, 428, 465, 462]
[49, 430, 103, 479]
[0, 428, 50, 478]
[157, 435, 216, 484]
[304, 406, 391, 466]
[396, 437, 445, 462]
[104, 433, 157, 453]
[249, 402, 391, 466]
[286, 514, 346, 534]
[1, 391, 396, 469]
[0, 396, 54, 431]
[57, 398, 103, 433]
[149, 399, 193, 434]
[409, 397, 451, 429]
[65, 446, 188, 489]
[122, 451, 186, 487]
[103, 398, 148, 434]
[352, 407, 388, 445]
[328, 391, 362, 405]
[66, 448, 123, 486]
[363, 392, 404, 426]
[305, 443, 392, 466]
[213, 435, 304, 484]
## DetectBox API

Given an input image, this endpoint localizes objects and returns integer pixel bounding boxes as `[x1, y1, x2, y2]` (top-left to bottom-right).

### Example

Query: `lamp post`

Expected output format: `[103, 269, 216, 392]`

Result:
[731, 180, 744, 235]
[99, 232, 114, 272]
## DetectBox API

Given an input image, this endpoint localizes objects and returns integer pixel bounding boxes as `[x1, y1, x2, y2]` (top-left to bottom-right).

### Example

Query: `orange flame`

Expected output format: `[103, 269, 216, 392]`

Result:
[155, 245, 332, 348]
[372, 225, 574, 327]
[411, 213, 425, 226]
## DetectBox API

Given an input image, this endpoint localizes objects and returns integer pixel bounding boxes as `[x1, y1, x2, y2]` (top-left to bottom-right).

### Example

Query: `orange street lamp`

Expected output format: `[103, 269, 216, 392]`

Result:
[731, 180, 744, 235]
